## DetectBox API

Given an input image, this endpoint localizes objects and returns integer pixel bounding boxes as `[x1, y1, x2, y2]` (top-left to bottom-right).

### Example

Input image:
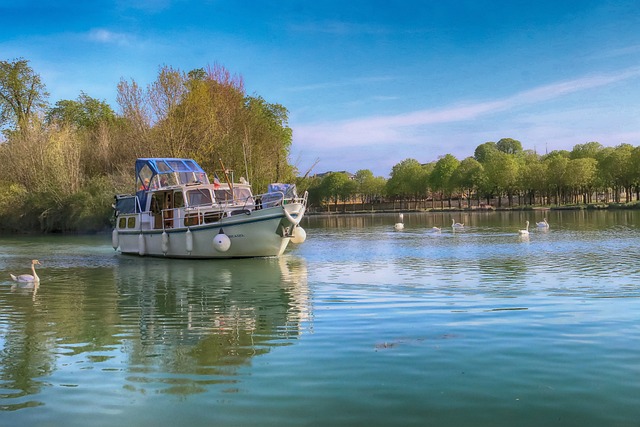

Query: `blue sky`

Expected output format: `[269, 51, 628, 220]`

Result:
[2, 0, 639, 177]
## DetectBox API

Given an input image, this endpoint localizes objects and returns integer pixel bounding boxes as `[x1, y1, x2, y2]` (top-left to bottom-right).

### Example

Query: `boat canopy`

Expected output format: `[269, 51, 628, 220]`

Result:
[135, 158, 210, 209]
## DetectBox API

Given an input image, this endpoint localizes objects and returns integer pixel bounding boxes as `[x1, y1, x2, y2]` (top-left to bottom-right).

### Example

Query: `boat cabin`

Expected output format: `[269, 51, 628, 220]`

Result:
[115, 158, 256, 231]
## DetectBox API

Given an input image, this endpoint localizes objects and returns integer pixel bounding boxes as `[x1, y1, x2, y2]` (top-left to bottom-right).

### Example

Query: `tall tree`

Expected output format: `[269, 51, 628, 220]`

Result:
[496, 137, 523, 155]
[430, 154, 460, 208]
[452, 157, 484, 207]
[47, 92, 116, 129]
[386, 158, 424, 209]
[570, 141, 603, 159]
[474, 141, 498, 163]
[0, 58, 49, 132]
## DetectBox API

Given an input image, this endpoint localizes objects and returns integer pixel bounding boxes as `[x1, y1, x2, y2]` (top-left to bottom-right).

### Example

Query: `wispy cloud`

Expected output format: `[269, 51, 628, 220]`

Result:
[294, 67, 640, 149]
[289, 20, 390, 36]
[86, 28, 132, 46]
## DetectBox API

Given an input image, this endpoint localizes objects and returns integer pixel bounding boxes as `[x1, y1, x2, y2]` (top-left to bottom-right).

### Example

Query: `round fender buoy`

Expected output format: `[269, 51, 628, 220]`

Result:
[213, 229, 231, 252]
[290, 226, 306, 244]
[161, 231, 169, 254]
[138, 233, 146, 256]
[185, 229, 193, 253]
[112, 229, 119, 250]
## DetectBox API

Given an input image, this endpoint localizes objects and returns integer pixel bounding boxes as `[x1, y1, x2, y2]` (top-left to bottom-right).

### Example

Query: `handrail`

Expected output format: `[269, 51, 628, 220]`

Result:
[157, 190, 308, 230]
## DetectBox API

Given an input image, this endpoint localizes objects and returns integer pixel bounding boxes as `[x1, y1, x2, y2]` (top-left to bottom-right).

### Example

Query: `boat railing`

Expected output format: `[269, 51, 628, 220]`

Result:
[156, 190, 308, 229]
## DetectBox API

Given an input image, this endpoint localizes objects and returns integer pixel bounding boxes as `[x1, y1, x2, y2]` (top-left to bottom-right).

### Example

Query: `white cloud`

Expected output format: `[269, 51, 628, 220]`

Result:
[87, 28, 132, 46]
[293, 67, 640, 150]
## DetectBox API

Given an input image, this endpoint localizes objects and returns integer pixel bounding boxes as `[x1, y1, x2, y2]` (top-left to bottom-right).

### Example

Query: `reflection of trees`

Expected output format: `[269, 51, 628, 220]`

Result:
[0, 290, 54, 410]
[0, 256, 310, 405]
[114, 256, 310, 395]
[0, 268, 124, 410]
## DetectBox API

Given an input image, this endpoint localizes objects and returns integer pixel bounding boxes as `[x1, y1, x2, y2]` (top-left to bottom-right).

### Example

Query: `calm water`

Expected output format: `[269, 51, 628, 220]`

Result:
[1, 210, 640, 426]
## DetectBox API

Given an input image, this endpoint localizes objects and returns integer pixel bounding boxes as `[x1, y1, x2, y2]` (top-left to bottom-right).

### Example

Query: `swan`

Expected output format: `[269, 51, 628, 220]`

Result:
[10, 259, 41, 283]
[518, 221, 530, 235]
[432, 226, 441, 232]
[394, 213, 404, 231]
[451, 218, 464, 228]
[536, 218, 549, 228]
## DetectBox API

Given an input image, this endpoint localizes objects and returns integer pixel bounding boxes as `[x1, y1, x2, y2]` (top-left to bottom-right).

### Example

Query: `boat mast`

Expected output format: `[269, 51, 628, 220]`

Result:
[219, 158, 233, 190]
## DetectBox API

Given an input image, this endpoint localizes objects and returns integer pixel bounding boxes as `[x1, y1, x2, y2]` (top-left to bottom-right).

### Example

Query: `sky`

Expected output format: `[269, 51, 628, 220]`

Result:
[2, 0, 640, 177]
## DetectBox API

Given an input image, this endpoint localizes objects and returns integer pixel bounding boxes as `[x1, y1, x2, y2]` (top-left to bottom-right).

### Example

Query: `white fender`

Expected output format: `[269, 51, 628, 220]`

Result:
[213, 229, 231, 252]
[290, 226, 306, 244]
[138, 233, 146, 256]
[186, 229, 193, 253]
[112, 229, 119, 250]
[161, 231, 169, 254]
[283, 206, 303, 225]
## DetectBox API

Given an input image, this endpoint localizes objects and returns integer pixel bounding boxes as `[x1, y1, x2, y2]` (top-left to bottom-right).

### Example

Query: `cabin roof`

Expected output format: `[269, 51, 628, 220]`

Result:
[135, 158, 205, 176]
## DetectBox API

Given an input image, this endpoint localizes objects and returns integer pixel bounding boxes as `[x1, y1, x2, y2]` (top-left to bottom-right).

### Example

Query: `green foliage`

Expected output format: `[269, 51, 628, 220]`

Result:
[430, 154, 460, 198]
[473, 141, 498, 163]
[496, 138, 522, 155]
[386, 158, 424, 199]
[0, 58, 49, 132]
[47, 92, 116, 129]
[0, 59, 297, 232]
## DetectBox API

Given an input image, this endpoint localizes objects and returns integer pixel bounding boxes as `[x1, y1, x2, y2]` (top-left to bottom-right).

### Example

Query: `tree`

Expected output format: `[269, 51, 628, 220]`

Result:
[545, 156, 569, 204]
[319, 172, 351, 211]
[0, 58, 49, 132]
[452, 157, 484, 207]
[474, 141, 498, 163]
[385, 158, 424, 209]
[565, 158, 597, 203]
[570, 141, 603, 159]
[496, 137, 523, 155]
[430, 154, 460, 208]
[47, 92, 116, 129]
[520, 154, 548, 205]
[483, 151, 519, 207]
[354, 169, 386, 207]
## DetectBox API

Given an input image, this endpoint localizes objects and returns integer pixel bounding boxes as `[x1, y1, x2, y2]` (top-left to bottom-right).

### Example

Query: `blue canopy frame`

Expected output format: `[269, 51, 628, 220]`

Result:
[135, 158, 210, 210]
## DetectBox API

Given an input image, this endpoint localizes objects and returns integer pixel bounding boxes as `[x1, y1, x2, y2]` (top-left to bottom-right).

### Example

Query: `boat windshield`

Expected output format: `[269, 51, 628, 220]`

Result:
[187, 188, 213, 206]
[213, 187, 254, 205]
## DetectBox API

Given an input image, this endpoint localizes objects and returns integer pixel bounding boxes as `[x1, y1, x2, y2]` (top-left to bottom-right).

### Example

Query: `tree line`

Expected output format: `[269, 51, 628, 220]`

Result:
[0, 58, 295, 232]
[300, 138, 640, 211]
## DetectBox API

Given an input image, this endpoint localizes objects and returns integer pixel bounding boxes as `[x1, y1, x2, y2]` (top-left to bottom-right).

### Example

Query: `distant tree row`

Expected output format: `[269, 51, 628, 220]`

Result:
[0, 58, 295, 232]
[300, 138, 640, 211]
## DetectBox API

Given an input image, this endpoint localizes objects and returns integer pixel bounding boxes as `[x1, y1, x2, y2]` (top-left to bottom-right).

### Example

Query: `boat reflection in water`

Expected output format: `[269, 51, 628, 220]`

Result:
[113, 255, 310, 395]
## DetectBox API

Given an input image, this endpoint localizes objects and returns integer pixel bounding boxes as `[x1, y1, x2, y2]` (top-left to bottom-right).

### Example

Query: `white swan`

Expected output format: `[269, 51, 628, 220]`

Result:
[432, 226, 441, 232]
[518, 221, 530, 235]
[451, 218, 464, 228]
[10, 260, 41, 283]
[536, 218, 549, 228]
[394, 213, 404, 231]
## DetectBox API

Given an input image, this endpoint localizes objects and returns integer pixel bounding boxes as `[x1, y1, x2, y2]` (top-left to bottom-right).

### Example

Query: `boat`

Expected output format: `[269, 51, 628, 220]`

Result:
[112, 158, 308, 258]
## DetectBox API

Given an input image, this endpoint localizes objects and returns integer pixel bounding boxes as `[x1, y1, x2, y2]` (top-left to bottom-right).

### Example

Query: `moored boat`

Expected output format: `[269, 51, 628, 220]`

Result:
[112, 158, 307, 258]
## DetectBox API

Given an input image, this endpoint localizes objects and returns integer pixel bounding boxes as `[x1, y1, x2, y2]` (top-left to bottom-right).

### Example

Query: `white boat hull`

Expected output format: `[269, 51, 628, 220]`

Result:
[116, 204, 304, 259]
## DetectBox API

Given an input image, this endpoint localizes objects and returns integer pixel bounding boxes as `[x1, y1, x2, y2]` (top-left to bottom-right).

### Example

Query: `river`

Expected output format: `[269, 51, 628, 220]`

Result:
[1, 210, 639, 426]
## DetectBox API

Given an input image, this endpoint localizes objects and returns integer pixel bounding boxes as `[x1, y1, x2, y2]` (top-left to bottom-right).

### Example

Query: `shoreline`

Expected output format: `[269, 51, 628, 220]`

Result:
[306, 202, 640, 216]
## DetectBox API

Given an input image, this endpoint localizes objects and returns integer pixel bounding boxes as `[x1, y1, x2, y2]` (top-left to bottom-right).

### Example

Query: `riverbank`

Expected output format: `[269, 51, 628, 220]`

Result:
[306, 201, 640, 215]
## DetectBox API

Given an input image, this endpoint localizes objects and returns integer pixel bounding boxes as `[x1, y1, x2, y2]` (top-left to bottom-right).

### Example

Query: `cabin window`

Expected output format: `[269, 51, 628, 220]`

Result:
[214, 189, 234, 203]
[233, 188, 254, 205]
[118, 217, 126, 229]
[188, 189, 213, 206]
[127, 217, 136, 228]
[137, 165, 153, 191]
